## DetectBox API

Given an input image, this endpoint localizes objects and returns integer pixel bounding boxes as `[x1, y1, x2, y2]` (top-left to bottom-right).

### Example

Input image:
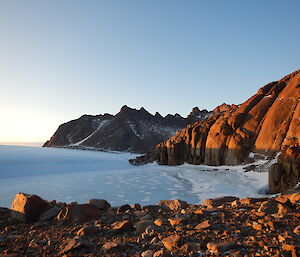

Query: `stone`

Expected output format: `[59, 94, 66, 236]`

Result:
[131, 203, 142, 210]
[88, 199, 111, 210]
[207, 242, 236, 253]
[135, 220, 154, 233]
[117, 204, 132, 213]
[39, 206, 61, 221]
[111, 220, 134, 232]
[203, 196, 239, 208]
[290, 193, 300, 204]
[195, 219, 211, 230]
[157, 199, 189, 211]
[153, 249, 169, 257]
[161, 234, 182, 251]
[293, 226, 300, 235]
[181, 242, 201, 253]
[102, 241, 123, 252]
[141, 250, 155, 257]
[59, 238, 92, 255]
[154, 218, 164, 227]
[57, 203, 100, 223]
[258, 199, 290, 215]
[76, 225, 100, 236]
[11, 193, 49, 222]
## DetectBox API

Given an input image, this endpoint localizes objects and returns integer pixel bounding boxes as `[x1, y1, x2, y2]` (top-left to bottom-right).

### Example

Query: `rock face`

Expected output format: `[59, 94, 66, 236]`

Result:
[44, 106, 211, 153]
[133, 70, 300, 165]
[269, 147, 300, 193]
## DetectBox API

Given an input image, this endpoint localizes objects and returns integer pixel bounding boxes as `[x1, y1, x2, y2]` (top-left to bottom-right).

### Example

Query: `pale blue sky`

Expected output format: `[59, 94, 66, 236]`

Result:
[0, 0, 299, 143]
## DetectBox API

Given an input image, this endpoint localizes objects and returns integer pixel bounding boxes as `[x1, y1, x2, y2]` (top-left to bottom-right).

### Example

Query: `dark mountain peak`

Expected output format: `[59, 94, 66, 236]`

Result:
[139, 107, 152, 116]
[174, 113, 182, 118]
[155, 112, 162, 118]
[120, 105, 134, 113]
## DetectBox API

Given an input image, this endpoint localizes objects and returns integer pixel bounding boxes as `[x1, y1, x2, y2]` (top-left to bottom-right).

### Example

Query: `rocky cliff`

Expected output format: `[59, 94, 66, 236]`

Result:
[44, 106, 212, 153]
[132, 70, 300, 166]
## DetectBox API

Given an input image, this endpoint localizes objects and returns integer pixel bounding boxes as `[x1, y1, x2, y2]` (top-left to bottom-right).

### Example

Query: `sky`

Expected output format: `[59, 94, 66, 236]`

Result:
[0, 0, 300, 144]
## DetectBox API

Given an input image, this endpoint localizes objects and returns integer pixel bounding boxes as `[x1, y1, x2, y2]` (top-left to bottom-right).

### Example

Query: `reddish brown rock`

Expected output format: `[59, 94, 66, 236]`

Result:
[11, 193, 49, 222]
[161, 234, 182, 251]
[111, 220, 134, 232]
[59, 238, 93, 255]
[76, 225, 100, 236]
[87, 199, 111, 210]
[134, 70, 300, 193]
[258, 199, 290, 215]
[207, 242, 236, 253]
[195, 219, 211, 230]
[135, 220, 154, 234]
[203, 196, 239, 208]
[157, 199, 189, 211]
[57, 203, 100, 223]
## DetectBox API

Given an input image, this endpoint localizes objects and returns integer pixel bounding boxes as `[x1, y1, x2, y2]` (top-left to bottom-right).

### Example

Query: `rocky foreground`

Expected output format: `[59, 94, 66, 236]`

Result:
[1, 193, 300, 256]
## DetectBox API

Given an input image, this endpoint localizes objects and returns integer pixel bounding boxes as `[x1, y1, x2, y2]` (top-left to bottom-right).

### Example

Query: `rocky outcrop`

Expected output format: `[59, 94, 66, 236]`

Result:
[2, 193, 300, 256]
[269, 147, 300, 194]
[44, 106, 211, 154]
[133, 70, 300, 166]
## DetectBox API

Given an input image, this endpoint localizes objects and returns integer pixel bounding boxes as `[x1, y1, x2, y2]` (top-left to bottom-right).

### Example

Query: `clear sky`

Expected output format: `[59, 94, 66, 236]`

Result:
[0, 0, 299, 144]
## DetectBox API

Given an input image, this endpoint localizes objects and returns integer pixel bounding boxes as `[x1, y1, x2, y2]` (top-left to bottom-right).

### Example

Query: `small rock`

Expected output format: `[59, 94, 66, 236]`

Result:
[154, 218, 164, 227]
[150, 237, 159, 244]
[135, 220, 154, 233]
[112, 220, 134, 232]
[102, 241, 123, 252]
[181, 242, 201, 253]
[258, 199, 290, 215]
[117, 204, 131, 213]
[252, 222, 263, 231]
[141, 249, 155, 257]
[153, 248, 169, 257]
[76, 225, 100, 236]
[289, 193, 300, 204]
[293, 226, 300, 235]
[88, 199, 111, 210]
[157, 199, 189, 211]
[59, 238, 92, 255]
[207, 242, 236, 253]
[161, 234, 182, 251]
[131, 203, 142, 210]
[204, 196, 239, 208]
[195, 219, 211, 230]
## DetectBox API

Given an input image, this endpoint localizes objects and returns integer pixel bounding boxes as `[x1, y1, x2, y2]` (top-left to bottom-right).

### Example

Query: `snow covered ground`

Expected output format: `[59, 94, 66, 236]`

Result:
[0, 145, 269, 208]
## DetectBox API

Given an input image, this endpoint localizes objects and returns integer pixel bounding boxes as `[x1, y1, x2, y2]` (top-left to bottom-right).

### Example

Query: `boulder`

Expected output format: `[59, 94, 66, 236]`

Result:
[59, 238, 93, 255]
[161, 234, 182, 251]
[39, 206, 61, 221]
[157, 199, 189, 211]
[76, 225, 100, 236]
[87, 199, 111, 210]
[11, 193, 49, 222]
[135, 220, 154, 234]
[57, 203, 100, 223]
[111, 220, 134, 232]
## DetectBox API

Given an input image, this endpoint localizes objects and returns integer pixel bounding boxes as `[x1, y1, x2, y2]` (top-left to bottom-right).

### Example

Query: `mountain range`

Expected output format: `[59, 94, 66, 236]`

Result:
[44, 106, 212, 153]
